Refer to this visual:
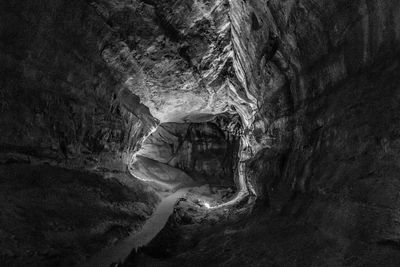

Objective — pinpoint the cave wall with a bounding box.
[232,0,400,245]
[0,0,161,171]
[0,0,161,264]
[137,114,242,185]
[174,121,240,184]
[0,0,253,183]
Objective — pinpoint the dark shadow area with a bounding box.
[0,164,158,267]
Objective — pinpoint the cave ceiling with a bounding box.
[97,0,255,123]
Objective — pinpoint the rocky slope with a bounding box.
[0,164,158,267]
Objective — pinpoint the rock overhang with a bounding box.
[103,0,257,127]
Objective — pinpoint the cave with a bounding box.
[1,0,400,266]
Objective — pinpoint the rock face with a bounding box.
[135,113,241,186]
[130,156,194,190]
[0,1,160,265]
[0,0,249,171]
[0,0,157,171]
[119,0,255,123]
[237,0,400,246]
[214,0,400,265]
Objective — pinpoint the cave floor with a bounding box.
[125,209,400,267]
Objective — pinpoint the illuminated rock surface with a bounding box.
[134,113,241,187]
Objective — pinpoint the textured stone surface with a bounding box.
[0,1,160,265]
[136,113,241,186]
[120,0,255,123]
[0,0,249,172]
[130,155,194,190]
[128,0,400,266]
[0,0,152,171]
[239,0,400,245]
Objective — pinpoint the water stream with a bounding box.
[82,114,253,266]
[81,188,189,267]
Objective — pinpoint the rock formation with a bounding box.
[133,113,241,187]
[2,0,400,266]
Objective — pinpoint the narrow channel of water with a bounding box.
[81,188,189,267]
